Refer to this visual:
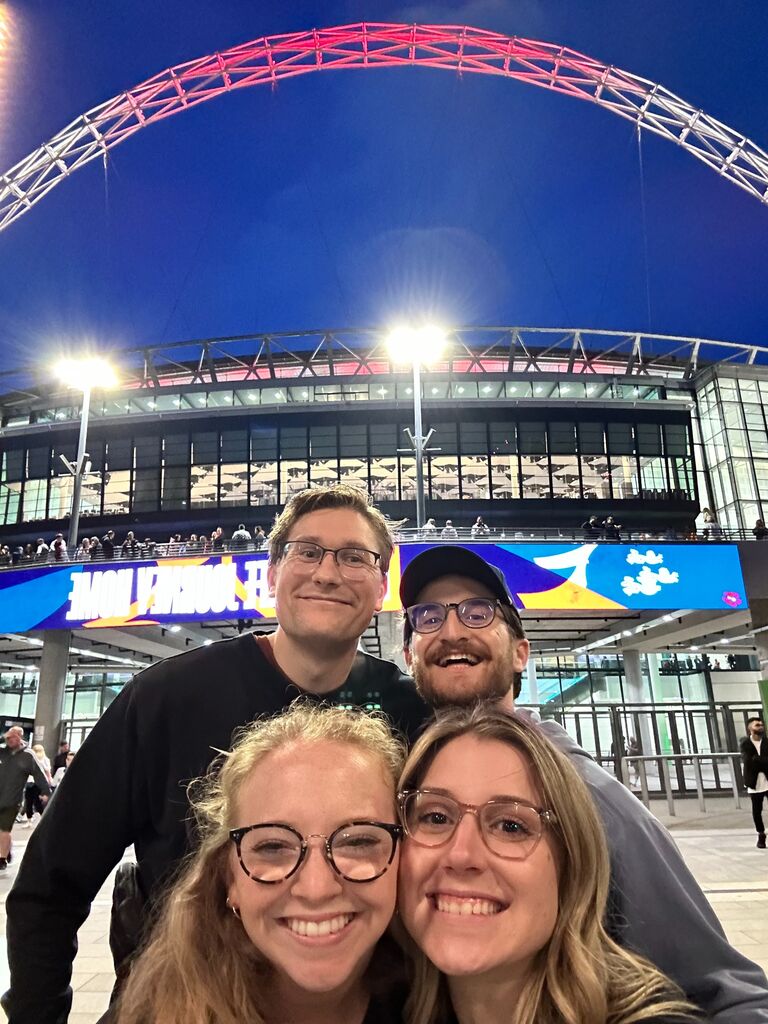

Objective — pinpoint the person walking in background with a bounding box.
[51,740,70,773]
[0,728,51,869]
[23,745,51,827]
[701,509,723,540]
[740,717,768,849]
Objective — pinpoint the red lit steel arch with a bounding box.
[2,22,768,232]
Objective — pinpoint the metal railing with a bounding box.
[620,752,744,815]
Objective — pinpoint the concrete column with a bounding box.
[35,630,70,759]
[525,656,539,705]
[622,648,645,701]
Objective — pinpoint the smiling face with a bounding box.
[398,734,559,989]
[405,575,529,708]
[227,739,398,999]
[268,507,387,651]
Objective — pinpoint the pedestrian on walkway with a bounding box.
[740,716,768,848]
[0,728,51,869]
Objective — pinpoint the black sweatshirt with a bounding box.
[5,634,430,1024]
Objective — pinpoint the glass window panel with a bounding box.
[342,382,369,401]
[491,451,519,499]
[0,691,21,717]
[722,402,745,431]
[339,458,368,490]
[370,425,397,456]
[207,391,235,409]
[518,422,547,454]
[370,457,398,502]
[163,433,190,466]
[532,382,555,399]
[134,437,160,468]
[550,455,581,497]
[754,460,768,499]
[399,456,416,502]
[580,456,610,500]
[250,462,278,506]
[2,449,25,482]
[520,455,550,497]
[549,422,576,454]
[559,382,586,399]
[739,378,760,403]
[607,423,635,455]
[609,455,639,499]
[22,479,48,521]
[153,393,181,412]
[669,458,694,500]
[48,476,76,519]
[717,378,738,400]
[578,422,606,455]
[640,456,668,497]
[51,441,76,476]
[221,430,249,462]
[132,467,160,512]
[459,422,487,455]
[279,427,307,459]
[106,439,132,471]
[27,446,50,478]
[192,431,219,463]
[162,465,190,510]
[309,425,337,459]
[478,382,504,400]
[289,386,313,403]
[369,382,393,401]
[280,460,309,500]
[431,423,457,455]
[309,459,340,486]
[490,422,517,454]
[727,429,750,457]
[663,423,689,456]
[460,455,490,500]
[104,469,131,515]
[424,380,449,400]
[72,690,102,719]
[339,428,367,458]
[505,381,532,399]
[452,381,478,400]
[732,458,756,500]
[20,690,38,718]
[429,455,459,500]
[261,386,288,405]
[190,465,218,509]
[219,463,248,507]
[251,426,278,461]
[0,482,21,525]
[636,423,662,455]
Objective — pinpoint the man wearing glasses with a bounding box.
[5,485,428,1024]
[399,545,768,1022]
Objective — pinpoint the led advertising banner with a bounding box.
[0,541,748,633]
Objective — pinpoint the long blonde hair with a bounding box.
[114,702,406,1024]
[398,705,698,1024]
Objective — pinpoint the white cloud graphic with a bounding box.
[621,565,680,597]
[626,548,664,566]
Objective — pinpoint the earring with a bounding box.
[226,899,241,920]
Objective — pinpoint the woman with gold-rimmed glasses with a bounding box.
[397,705,698,1024]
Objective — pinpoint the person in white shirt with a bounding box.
[740,717,768,848]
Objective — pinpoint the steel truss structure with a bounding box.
[0,325,765,410]
[2,23,768,233]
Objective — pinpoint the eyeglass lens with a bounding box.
[401,791,546,858]
[237,823,395,882]
[283,541,379,575]
[408,598,497,634]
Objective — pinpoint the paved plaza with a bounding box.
[0,812,765,1023]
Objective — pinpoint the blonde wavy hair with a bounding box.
[114,702,406,1024]
[398,704,698,1024]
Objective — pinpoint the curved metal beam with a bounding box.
[1,22,768,233]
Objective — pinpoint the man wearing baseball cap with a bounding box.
[399,545,768,1022]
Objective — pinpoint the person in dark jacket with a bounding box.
[581,514,602,539]
[4,486,429,1024]
[397,545,768,1022]
[0,728,51,870]
[740,717,768,848]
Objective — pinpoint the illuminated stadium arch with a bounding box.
[1,22,768,233]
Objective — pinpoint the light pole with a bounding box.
[386,325,446,529]
[54,358,117,551]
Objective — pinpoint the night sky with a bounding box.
[1,0,767,371]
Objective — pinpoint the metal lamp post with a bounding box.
[55,358,117,551]
[386,326,447,529]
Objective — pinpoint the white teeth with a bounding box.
[439,654,480,667]
[285,914,353,937]
[434,896,501,916]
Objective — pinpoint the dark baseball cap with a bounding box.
[399,545,517,611]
